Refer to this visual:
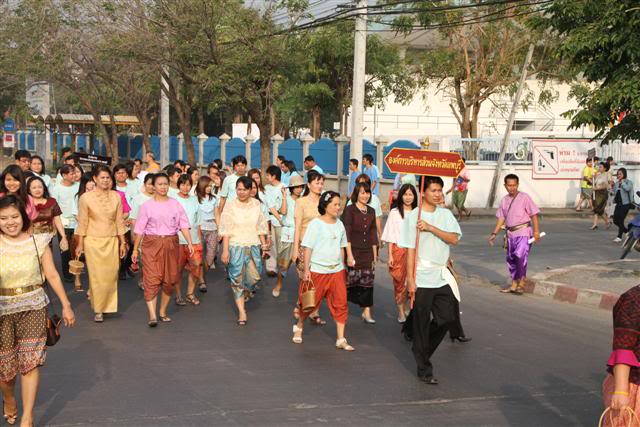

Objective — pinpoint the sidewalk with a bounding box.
[523,259,639,310]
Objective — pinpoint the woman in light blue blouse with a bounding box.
[174,174,203,306]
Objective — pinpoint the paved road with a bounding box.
[30,217,624,426]
[452,216,638,285]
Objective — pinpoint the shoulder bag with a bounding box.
[32,236,62,346]
[502,193,519,250]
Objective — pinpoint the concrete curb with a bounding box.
[526,260,639,311]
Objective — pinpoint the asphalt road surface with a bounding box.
[452,217,638,285]
[31,217,628,426]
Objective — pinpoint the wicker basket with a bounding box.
[69,259,85,275]
[300,279,316,312]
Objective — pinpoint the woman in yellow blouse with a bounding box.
[219,176,269,326]
[0,195,75,427]
[75,166,127,323]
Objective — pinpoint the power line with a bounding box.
[371,0,553,30]
[285,0,544,33]
[222,0,554,45]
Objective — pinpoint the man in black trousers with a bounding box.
[399,176,462,385]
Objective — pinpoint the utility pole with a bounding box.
[486,43,535,208]
[160,72,170,167]
[349,0,367,161]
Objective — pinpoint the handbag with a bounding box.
[502,193,519,251]
[300,279,317,312]
[32,236,62,346]
[598,406,640,427]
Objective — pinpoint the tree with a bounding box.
[276,20,416,137]
[542,0,640,143]
[4,0,136,162]
[381,0,557,157]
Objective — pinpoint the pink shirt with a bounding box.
[0,193,37,220]
[496,191,540,237]
[134,198,190,236]
[116,190,131,214]
[455,169,470,192]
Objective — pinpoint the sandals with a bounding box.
[94,313,104,323]
[148,318,158,328]
[185,294,201,306]
[175,296,187,306]
[272,287,281,298]
[308,315,327,326]
[499,287,517,294]
[159,315,172,323]
[3,399,17,425]
[237,319,247,326]
[74,286,84,293]
[335,338,355,351]
[292,325,303,344]
[293,307,300,320]
[198,282,207,293]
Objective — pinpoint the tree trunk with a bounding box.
[198,106,205,135]
[311,107,321,139]
[174,99,195,165]
[270,106,276,136]
[258,122,271,174]
[110,120,119,164]
[470,101,481,138]
[180,112,195,165]
[137,110,153,156]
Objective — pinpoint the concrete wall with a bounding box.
[323,164,640,209]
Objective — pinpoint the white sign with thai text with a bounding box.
[531,138,595,180]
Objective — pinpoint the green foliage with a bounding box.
[379,0,558,139]
[543,0,640,143]
[276,20,415,135]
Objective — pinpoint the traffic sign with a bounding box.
[383,148,465,177]
[2,118,15,133]
[2,133,15,148]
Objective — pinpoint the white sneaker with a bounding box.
[613,237,623,243]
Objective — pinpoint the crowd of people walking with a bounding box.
[0,146,637,425]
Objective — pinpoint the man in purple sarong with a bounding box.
[488,174,541,294]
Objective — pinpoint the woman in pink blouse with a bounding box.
[0,165,37,221]
[132,173,193,327]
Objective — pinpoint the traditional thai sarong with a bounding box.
[0,308,47,382]
[177,243,203,280]
[593,189,608,216]
[227,245,263,300]
[298,271,348,324]
[202,230,218,267]
[506,236,531,281]
[452,189,468,210]
[496,192,539,282]
[389,244,408,305]
[602,375,640,426]
[266,226,282,273]
[141,235,179,301]
[295,245,306,277]
[84,236,119,313]
[277,241,293,277]
[347,267,375,307]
